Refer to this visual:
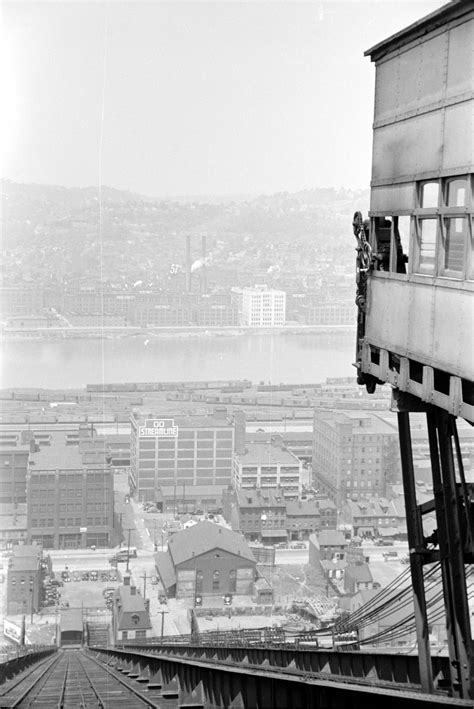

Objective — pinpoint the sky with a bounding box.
[2,0,447,198]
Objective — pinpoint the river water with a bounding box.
[0,331,356,390]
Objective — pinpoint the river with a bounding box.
[0,331,356,390]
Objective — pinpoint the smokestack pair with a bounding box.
[185,234,207,293]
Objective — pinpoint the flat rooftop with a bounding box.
[236,442,300,466]
[132,413,233,428]
[30,433,108,471]
[30,444,83,470]
[315,410,398,436]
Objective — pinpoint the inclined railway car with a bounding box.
[59,608,84,647]
[354,0,473,423]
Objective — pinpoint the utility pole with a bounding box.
[160,610,167,641]
[125,528,132,572]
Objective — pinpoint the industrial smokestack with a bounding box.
[201,233,207,292]
[185,234,192,293]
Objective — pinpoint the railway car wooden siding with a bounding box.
[358,0,473,422]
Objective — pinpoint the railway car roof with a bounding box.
[365,0,471,61]
[59,608,83,632]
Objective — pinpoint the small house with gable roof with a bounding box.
[113,575,152,643]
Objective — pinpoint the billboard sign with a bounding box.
[3,618,23,644]
[139,419,178,438]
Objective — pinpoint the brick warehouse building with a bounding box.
[6,544,45,616]
[27,435,114,549]
[154,521,256,600]
[223,487,288,543]
[130,408,245,503]
[312,410,400,507]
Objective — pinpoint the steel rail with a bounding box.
[0,654,58,697]
[72,666,88,709]
[3,653,62,707]
[57,653,70,709]
[70,654,107,709]
[76,651,159,708]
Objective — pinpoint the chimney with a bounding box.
[29,439,37,454]
[130,585,136,596]
[21,430,34,445]
[185,234,192,292]
[271,434,283,448]
[201,233,207,292]
[123,575,131,586]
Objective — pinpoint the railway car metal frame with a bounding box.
[355,0,474,701]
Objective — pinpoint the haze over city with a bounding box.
[4,0,446,197]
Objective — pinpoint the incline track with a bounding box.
[0,649,170,708]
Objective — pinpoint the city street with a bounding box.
[275,548,309,565]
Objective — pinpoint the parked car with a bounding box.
[82,572,90,581]
[375,539,394,546]
[383,551,399,561]
[275,542,288,549]
[90,570,98,581]
[291,542,306,549]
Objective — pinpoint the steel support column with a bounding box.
[427,409,460,695]
[433,409,473,699]
[397,411,433,693]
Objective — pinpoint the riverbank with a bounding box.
[1,324,356,341]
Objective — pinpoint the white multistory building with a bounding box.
[232,285,286,327]
[232,439,302,499]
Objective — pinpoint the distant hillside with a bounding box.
[1,179,370,253]
[2,179,369,210]
[1,179,370,294]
